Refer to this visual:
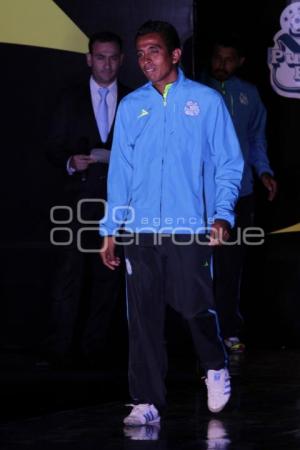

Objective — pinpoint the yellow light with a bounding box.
[0,0,88,53]
[271,223,300,234]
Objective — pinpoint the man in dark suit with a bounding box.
[46,31,131,367]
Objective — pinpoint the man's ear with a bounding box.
[172,48,182,65]
[86,53,92,67]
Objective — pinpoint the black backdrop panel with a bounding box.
[53,0,194,87]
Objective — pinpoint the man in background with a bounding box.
[201,34,277,353]
[46,31,130,367]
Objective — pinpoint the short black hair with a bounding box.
[135,20,181,53]
[88,31,123,53]
[212,33,246,57]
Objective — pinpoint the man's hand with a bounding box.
[90,148,111,163]
[209,219,230,246]
[69,154,95,172]
[100,236,121,270]
[260,173,278,201]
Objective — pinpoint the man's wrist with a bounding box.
[213,218,231,228]
[260,171,272,177]
[260,171,274,180]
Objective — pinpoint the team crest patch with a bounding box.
[184,100,200,116]
[239,92,249,105]
[268,1,300,98]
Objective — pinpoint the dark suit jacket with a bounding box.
[46,80,131,210]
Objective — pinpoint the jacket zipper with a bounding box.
[160,83,173,228]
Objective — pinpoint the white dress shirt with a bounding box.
[90,76,118,132]
[67,77,118,174]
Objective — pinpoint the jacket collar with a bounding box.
[146,67,186,93]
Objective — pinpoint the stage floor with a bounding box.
[0,349,299,449]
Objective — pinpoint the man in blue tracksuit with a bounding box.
[200,34,278,352]
[100,21,244,426]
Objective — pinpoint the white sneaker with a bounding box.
[205,368,231,413]
[123,403,160,426]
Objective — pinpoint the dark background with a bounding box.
[0,0,299,355]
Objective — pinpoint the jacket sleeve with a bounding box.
[248,87,274,177]
[99,100,133,236]
[209,97,244,227]
[45,92,74,169]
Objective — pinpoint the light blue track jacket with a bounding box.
[100,69,244,236]
[201,74,274,197]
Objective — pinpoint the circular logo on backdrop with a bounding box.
[268,1,300,98]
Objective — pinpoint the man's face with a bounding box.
[136,32,181,92]
[87,41,123,87]
[211,45,244,82]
